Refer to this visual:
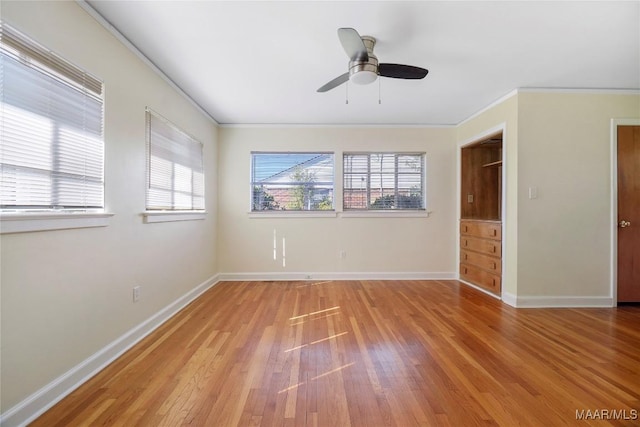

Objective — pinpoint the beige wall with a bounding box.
[0,1,218,411]
[218,127,457,276]
[457,91,640,300]
[516,92,640,297]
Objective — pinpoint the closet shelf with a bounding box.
[482,160,503,168]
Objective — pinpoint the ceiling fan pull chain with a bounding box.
[346,81,349,104]
[378,78,381,104]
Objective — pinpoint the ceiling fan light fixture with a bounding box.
[349,58,378,85]
[350,70,378,85]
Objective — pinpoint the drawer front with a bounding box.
[460,236,502,257]
[460,249,502,274]
[460,221,501,240]
[460,263,501,293]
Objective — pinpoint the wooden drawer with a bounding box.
[460,220,501,240]
[460,236,502,257]
[460,263,501,293]
[460,249,502,274]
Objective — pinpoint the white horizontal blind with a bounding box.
[251,152,334,211]
[0,21,104,210]
[343,152,425,210]
[146,109,204,210]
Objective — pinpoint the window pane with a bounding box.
[146,109,205,211]
[251,152,334,211]
[0,22,104,210]
[343,152,425,210]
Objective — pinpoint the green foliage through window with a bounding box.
[251,153,334,211]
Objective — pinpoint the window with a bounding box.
[0,21,104,211]
[343,152,425,210]
[251,152,334,211]
[146,109,205,211]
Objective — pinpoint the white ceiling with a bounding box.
[85,1,639,126]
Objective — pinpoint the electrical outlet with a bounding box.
[133,286,141,303]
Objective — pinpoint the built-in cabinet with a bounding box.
[460,133,503,295]
[460,220,502,293]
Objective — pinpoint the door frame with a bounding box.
[456,122,507,301]
[610,118,640,306]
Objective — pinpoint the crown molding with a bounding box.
[76,0,219,126]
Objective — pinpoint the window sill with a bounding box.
[143,211,206,223]
[339,210,432,218]
[0,211,114,234]
[247,210,432,219]
[248,211,337,218]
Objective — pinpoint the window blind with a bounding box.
[343,152,425,210]
[146,109,205,211]
[0,21,104,210]
[251,152,334,211]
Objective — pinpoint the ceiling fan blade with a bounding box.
[317,72,350,93]
[338,28,368,62]
[379,63,429,79]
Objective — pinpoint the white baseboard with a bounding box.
[0,274,220,427]
[502,293,614,308]
[501,291,517,307]
[457,279,502,300]
[217,271,456,282]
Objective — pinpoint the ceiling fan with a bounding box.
[317,27,429,93]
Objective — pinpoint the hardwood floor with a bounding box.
[32,280,640,426]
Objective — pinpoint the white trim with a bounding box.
[610,118,640,307]
[501,292,517,307]
[457,123,506,148]
[143,211,206,223]
[506,295,614,308]
[76,1,218,126]
[0,212,114,234]
[457,90,518,127]
[518,88,640,96]
[217,272,456,282]
[248,211,337,219]
[0,274,220,427]
[499,124,509,301]
[219,123,455,129]
[457,88,640,128]
[339,210,432,219]
[458,279,502,300]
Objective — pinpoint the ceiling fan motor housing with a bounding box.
[349,36,378,85]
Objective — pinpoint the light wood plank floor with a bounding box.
[32,280,640,426]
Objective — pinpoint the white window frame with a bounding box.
[250,152,336,216]
[342,152,427,214]
[0,21,111,234]
[143,108,206,223]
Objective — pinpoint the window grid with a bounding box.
[0,21,104,211]
[251,152,334,212]
[343,152,425,210]
[145,109,205,211]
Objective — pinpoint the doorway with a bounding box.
[458,126,505,298]
[614,122,640,303]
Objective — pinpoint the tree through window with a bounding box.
[251,152,334,211]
